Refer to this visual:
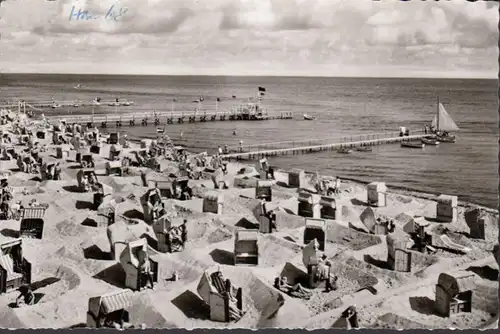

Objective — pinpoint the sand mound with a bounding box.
[55,246,84,263]
[30,261,83,302]
[258,235,302,267]
[129,294,177,328]
[473,282,499,314]
[56,213,98,237]
[343,256,411,287]
[154,258,206,291]
[275,210,305,231]
[327,223,381,251]
[221,267,311,328]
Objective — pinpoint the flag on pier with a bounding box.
[258,86,266,92]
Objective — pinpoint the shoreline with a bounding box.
[132,133,498,213]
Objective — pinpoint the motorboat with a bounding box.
[338,148,353,154]
[421,137,439,145]
[120,100,134,106]
[401,142,425,149]
[303,114,315,120]
[51,103,61,109]
[108,98,121,107]
[435,133,456,143]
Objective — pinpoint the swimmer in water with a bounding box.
[233,130,236,135]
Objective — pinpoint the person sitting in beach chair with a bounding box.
[274,276,312,300]
[81,175,90,192]
[260,197,277,231]
[137,248,155,290]
[388,220,395,233]
[16,285,35,308]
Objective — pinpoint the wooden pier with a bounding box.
[45,110,293,128]
[221,132,429,160]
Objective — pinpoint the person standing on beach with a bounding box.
[239,140,243,152]
[137,249,154,289]
[335,176,341,194]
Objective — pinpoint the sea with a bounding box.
[0,74,498,209]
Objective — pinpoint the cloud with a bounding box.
[0,0,497,77]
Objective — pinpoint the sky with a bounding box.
[0,0,498,78]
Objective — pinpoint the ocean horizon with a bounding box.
[1,74,498,209]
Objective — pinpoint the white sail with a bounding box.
[431,115,437,129]
[437,103,459,132]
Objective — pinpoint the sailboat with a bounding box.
[431,98,459,143]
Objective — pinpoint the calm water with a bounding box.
[0,74,498,208]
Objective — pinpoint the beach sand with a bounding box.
[0,121,497,329]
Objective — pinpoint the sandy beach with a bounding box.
[0,111,497,329]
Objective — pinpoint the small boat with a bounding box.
[356,146,372,152]
[156,128,164,134]
[401,142,425,149]
[109,98,121,106]
[303,114,315,120]
[435,134,455,143]
[51,103,61,109]
[421,138,439,145]
[92,97,101,106]
[338,148,353,154]
[74,84,84,89]
[120,100,134,106]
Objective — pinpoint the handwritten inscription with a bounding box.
[69,3,128,21]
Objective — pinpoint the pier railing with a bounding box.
[227,130,425,153]
[221,131,429,160]
[44,110,293,125]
